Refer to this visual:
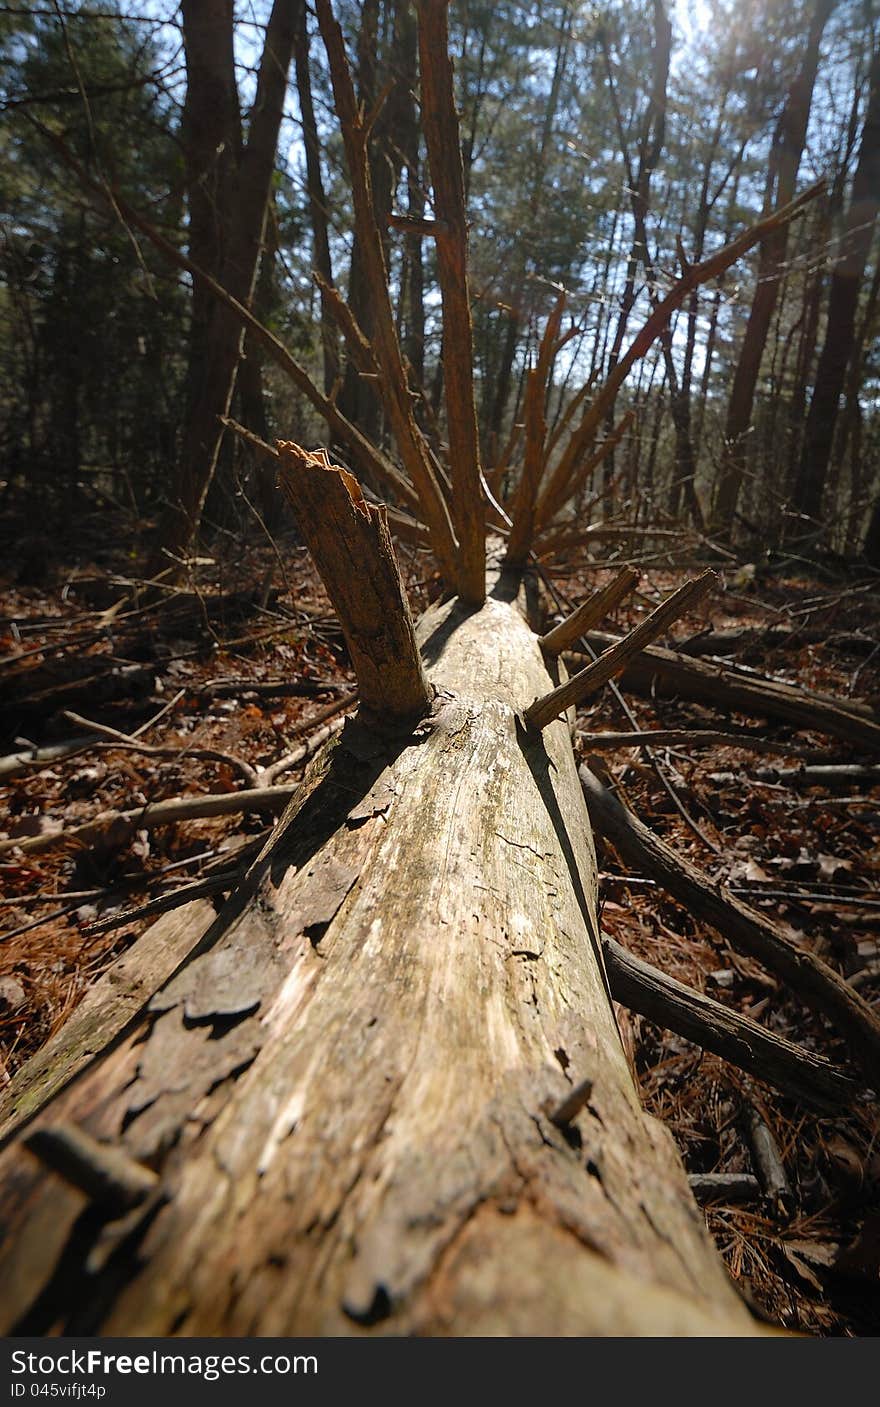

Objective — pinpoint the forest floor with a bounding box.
[1,510,878,1337]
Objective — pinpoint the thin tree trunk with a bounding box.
[294,0,339,395]
[712,0,834,534]
[793,49,880,524]
[154,0,296,567]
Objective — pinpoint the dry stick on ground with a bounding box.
[741,1102,794,1220]
[601,937,857,1112]
[688,1173,761,1205]
[751,763,880,788]
[85,834,272,938]
[579,729,834,760]
[526,569,715,730]
[0,737,98,781]
[258,712,351,783]
[0,715,348,864]
[0,787,296,861]
[62,710,259,788]
[677,625,880,658]
[580,765,880,1088]
[539,565,639,656]
[84,872,245,938]
[569,632,880,752]
[275,446,432,726]
[197,675,350,701]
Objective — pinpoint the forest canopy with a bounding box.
[1,0,878,563]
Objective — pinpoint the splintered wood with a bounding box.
[276,443,431,726]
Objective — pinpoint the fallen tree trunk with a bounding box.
[0,570,756,1336]
[677,625,879,659]
[602,936,857,1112]
[581,766,880,1087]
[569,631,880,751]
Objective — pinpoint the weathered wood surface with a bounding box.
[0,582,755,1336]
[275,444,431,724]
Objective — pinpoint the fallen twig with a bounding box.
[62,709,259,788]
[741,1100,794,1220]
[579,729,832,760]
[688,1173,761,1204]
[569,631,880,751]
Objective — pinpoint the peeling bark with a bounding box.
[0,574,755,1336]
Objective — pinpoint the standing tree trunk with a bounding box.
[153,0,296,569]
[793,48,880,526]
[294,0,339,396]
[712,0,834,535]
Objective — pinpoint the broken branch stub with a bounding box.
[276,444,432,727]
[526,569,715,730]
[539,565,639,657]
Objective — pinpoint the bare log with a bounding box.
[581,765,880,1087]
[526,570,714,730]
[539,566,639,656]
[602,937,857,1112]
[0,577,757,1337]
[570,631,880,751]
[276,444,431,726]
